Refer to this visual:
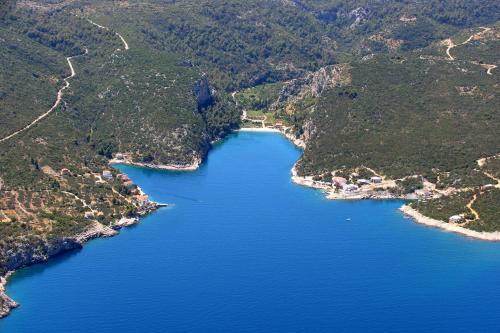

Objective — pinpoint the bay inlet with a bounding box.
[2,132,500,332]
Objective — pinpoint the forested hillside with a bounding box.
[275,24,499,231]
[0,0,499,315]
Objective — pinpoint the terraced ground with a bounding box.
[0,0,499,314]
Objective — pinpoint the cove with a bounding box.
[2,132,500,332]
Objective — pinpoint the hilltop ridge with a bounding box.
[0,0,499,317]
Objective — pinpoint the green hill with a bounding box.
[0,1,499,313]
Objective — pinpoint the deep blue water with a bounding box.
[2,132,500,332]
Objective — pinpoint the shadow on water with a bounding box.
[7,132,500,333]
[7,248,83,288]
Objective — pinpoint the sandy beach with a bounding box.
[110,156,201,171]
[292,166,500,241]
[290,166,331,190]
[400,205,500,241]
[237,127,281,133]
[238,126,306,149]
[290,150,499,241]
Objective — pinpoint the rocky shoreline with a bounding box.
[0,272,18,319]
[1,128,496,319]
[239,127,406,202]
[0,198,166,319]
[284,136,500,241]
[238,126,306,149]
[292,166,500,241]
[291,165,413,200]
[400,205,500,241]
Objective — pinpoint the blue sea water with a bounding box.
[2,132,500,333]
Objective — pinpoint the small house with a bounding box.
[415,189,432,199]
[333,177,348,188]
[123,180,134,188]
[400,15,417,23]
[136,195,150,207]
[343,184,359,192]
[118,174,132,183]
[115,153,124,160]
[370,176,382,184]
[102,170,113,180]
[444,187,456,196]
[356,179,370,186]
[84,211,94,219]
[61,168,72,177]
[449,215,464,224]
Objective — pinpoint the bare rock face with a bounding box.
[276,77,308,104]
[0,236,82,274]
[0,291,18,319]
[275,64,352,106]
[0,222,119,318]
[0,222,117,276]
[310,64,352,97]
[193,74,213,110]
[0,272,18,318]
[73,222,118,244]
[301,119,316,143]
[346,7,369,29]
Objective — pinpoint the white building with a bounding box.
[357,179,370,186]
[415,189,432,199]
[343,184,359,192]
[449,215,464,224]
[370,176,382,183]
[102,170,113,180]
[333,177,348,188]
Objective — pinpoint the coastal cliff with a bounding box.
[0,273,18,319]
[193,74,214,111]
[0,0,499,322]
[0,201,164,318]
[0,222,116,282]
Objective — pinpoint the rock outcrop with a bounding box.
[275,64,352,107]
[193,74,213,110]
[0,222,117,274]
[0,221,118,318]
[73,222,117,244]
[0,273,18,319]
[346,7,369,29]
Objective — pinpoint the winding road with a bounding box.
[462,155,500,222]
[0,18,130,144]
[85,18,130,50]
[0,50,87,144]
[232,91,267,128]
[485,64,497,75]
[466,193,480,221]
[444,26,496,75]
[445,27,490,61]
[62,190,96,214]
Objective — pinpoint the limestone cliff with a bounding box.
[193,74,214,111]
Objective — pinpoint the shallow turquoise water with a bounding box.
[2,132,500,332]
